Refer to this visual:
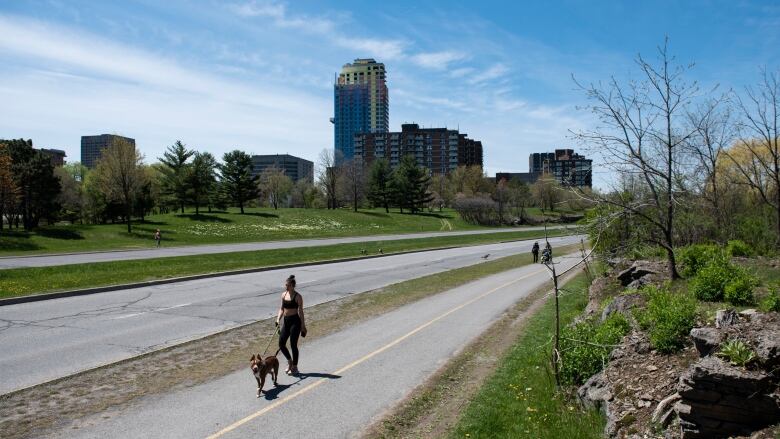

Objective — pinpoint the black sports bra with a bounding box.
[282,292,298,309]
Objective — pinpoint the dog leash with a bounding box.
[260,325,280,357]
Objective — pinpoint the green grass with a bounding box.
[0,228,572,298]
[0,207,483,256]
[451,273,605,439]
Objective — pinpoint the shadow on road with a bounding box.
[261,372,341,400]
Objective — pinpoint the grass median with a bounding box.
[0,229,574,299]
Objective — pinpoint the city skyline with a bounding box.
[1,1,779,184]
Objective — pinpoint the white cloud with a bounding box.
[410,51,467,70]
[0,14,331,163]
[468,63,509,84]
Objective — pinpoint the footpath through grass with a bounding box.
[450,273,604,439]
[0,207,481,256]
[0,229,572,299]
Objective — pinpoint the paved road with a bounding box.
[40,253,583,439]
[0,226,570,269]
[0,235,580,395]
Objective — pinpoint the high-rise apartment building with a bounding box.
[527,149,592,187]
[81,134,135,168]
[354,123,483,175]
[333,58,389,163]
[250,154,314,182]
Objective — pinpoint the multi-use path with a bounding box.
[0,235,580,395]
[41,252,584,439]
[0,226,567,269]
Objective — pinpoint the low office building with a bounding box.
[38,148,66,167]
[251,154,314,182]
[81,134,136,168]
[497,149,592,188]
[354,123,483,175]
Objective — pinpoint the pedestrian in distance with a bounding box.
[276,274,307,376]
[154,229,161,248]
[532,241,540,263]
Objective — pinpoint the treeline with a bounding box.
[578,42,780,276]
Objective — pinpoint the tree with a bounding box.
[318,148,341,209]
[531,175,561,211]
[573,41,700,279]
[392,155,434,213]
[187,152,217,214]
[291,178,319,208]
[726,69,780,247]
[3,139,61,230]
[220,150,259,214]
[259,166,293,209]
[0,143,18,231]
[367,158,394,213]
[507,178,532,223]
[93,137,145,233]
[159,140,194,214]
[339,159,367,212]
[55,166,83,224]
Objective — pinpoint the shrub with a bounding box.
[559,313,630,385]
[689,257,735,302]
[717,339,756,367]
[759,286,780,312]
[677,244,721,277]
[637,286,697,354]
[726,240,753,257]
[723,271,758,306]
[453,196,500,226]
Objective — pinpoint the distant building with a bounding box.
[497,149,592,188]
[38,148,66,167]
[251,154,314,182]
[81,134,136,168]
[333,58,389,163]
[354,123,483,175]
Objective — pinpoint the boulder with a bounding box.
[616,260,665,287]
[578,372,612,412]
[689,327,723,357]
[601,294,644,322]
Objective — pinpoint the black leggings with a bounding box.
[279,314,301,366]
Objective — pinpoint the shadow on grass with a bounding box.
[406,212,452,219]
[176,213,233,223]
[239,212,279,218]
[34,228,85,240]
[0,235,42,252]
[357,211,391,218]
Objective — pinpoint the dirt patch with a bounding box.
[0,248,580,439]
[359,269,586,439]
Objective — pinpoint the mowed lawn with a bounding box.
[0,207,483,256]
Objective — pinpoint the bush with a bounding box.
[677,244,721,277]
[690,257,734,301]
[723,271,758,306]
[726,240,754,257]
[453,196,500,226]
[559,313,630,385]
[759,286,780,312]
[637,286,697,354]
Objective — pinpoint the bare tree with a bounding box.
[94,137,145,233]
[317,148,341,210]
[726,69,780,247]
[339,158,367,212]
[685,95,735,234]
[574,40,701,279]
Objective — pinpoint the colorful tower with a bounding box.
[333,58,389,163]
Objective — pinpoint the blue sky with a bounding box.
[1,0,778,181]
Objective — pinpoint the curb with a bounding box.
[0,246,461,306]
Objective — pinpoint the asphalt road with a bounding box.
[41,253,584,439]
[0,235,581,395]
[0,226,570,269]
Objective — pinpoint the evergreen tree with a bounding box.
[158,140,194,214]
[367,158,393,213]
[219,150,259,214]
[392,155,433,214]
[3,139,61,229]
[187,152,217,214]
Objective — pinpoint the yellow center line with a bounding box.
[206,268,546,439]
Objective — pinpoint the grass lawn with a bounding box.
[0,207,484,256]
[0,228,574,298]
[451,273,605,439]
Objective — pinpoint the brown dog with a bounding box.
[250,353,279,397]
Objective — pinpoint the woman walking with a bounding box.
[276,275,307,375]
